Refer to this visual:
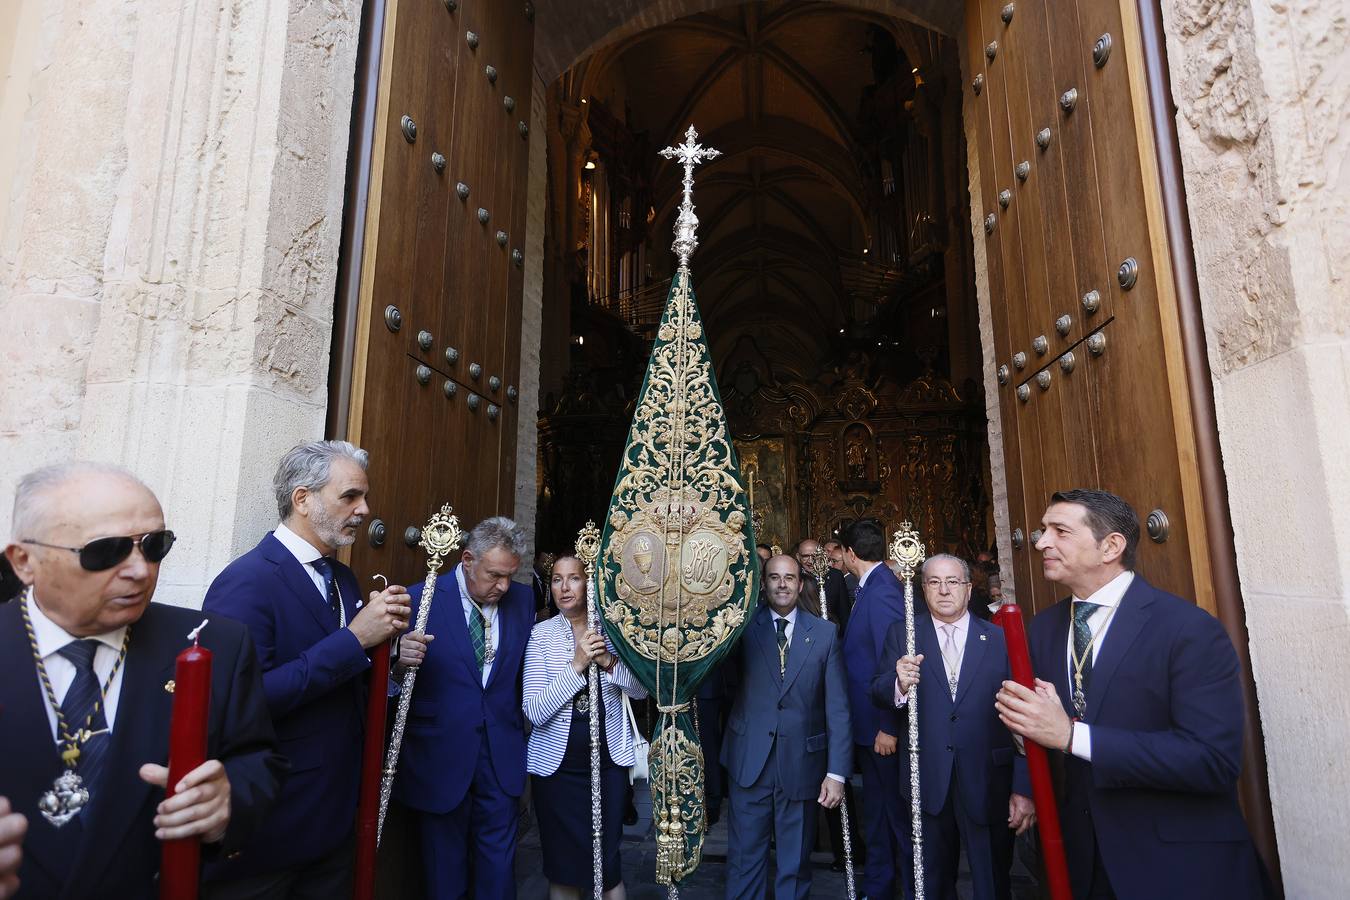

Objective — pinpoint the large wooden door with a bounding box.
[345,0,535,581]
[963,0,1213,614]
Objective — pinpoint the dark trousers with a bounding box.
[725,753,818,900]
[859,745,911,899]
[203,835,353,900]
[922,766,1012,900]
[419,739,518,900]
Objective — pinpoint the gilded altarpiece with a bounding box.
[733,438,793,551]
[722,362,989,559]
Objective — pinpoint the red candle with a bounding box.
[352,639,392,900]
[161,628,212,900]
[992,600,1072,900]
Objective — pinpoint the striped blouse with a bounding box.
[522,613,648,776]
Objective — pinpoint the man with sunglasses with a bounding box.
[203,440,413,899]
[0,462,283,898]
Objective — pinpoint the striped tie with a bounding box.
[58,640,111,797]
[469,605,486,676]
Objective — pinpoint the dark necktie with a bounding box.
[469,605,487,676]
[309,557,342,626]
[1072,601,1101,700]
[775,617,789,676]
[58,640,111,795]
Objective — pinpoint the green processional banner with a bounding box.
[599,267,758,885]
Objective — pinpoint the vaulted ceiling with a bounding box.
[573,2,940,375]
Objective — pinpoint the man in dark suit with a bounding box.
[1,462,282,899]
[722,554,852,900]
[996,489,1268,899]
[872,554,1034,900]
[840,519,911,900]
[395,517,535,899]
[796,538,852,631]
[203,441,411,898]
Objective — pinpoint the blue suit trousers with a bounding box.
[419,739,518,900]
[725,749,818,900]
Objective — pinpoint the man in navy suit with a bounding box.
[722,554,852,900]
[1,462,282,898]
[871,554,1034,900]
[394,516,534,900]
[841,519,910,899]
[203,441,412,898]
[997,489,1268,899]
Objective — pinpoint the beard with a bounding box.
[310,497,361,548]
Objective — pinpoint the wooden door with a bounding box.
[345,0,535,582]
[964,0,1214,614]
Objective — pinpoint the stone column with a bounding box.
[0,0,361,606]
[1160,0,1350,892]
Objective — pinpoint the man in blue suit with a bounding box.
[2,462,282,898]
[395,516,534,900]
[841,518,910,899]
[871,554,1034,900]
[203,441,412,898]
[722,554,852,900]
[997,489,1268,899]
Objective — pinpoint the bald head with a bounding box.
[6,463,166,636]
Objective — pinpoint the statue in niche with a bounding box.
[838,422,879,491]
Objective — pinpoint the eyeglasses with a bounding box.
[923,578,970,590]
[22,530,177,572]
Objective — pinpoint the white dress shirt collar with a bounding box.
[28,591,127,659]
[1072,569,1134,609]
[856,560,883,590]
[273,521,326,565]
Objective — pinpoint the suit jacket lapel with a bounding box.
[919,618,950,704]
[0,601,67,888]
[436,572,483,689]
[68,618,171,893]
[953,618,988,708]
[1085,577,1153,723]
[779,613,814,696]
[262,536,334,635]
[752,607,779,683]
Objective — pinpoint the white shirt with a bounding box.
[894,611,971,705]
[457,563,500,687]
[27,593,128,742]
[1066,570,1135,761]
[273,522,329,599]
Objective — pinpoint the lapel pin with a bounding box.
[164,679,176,693]
[979,634,987,641]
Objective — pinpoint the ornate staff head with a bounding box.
[575,520,601,576]
[810,544,830,581]
[659,125,720,271]
[889,521,927,580]
[419,504,464,574]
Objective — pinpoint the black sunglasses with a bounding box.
[22,529,177,572]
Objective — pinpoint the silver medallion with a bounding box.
[948,674,959,700]
[484,645,496,664]
[1073,687,1087,719]
[38,769,89,827]
[574,692,590,716]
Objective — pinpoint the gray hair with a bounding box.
[466,516,528,559]
[920,553,971,582]
[273,441,369,520]
[12,462,149,540]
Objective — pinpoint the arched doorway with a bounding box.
[331,0,1277,888]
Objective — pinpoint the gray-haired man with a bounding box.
[392,516,533,900]
[203,440,412,899]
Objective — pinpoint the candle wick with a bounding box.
[187,618,209,645]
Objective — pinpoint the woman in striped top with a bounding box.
[523,555,646,900]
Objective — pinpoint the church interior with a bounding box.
[532,3,992,561]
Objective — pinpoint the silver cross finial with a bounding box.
[659,125,720,270]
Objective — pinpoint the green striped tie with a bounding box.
[469,605,486,675]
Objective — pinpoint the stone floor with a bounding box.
[515,779,1041,899]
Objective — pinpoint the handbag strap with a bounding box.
[622,692,642,738]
